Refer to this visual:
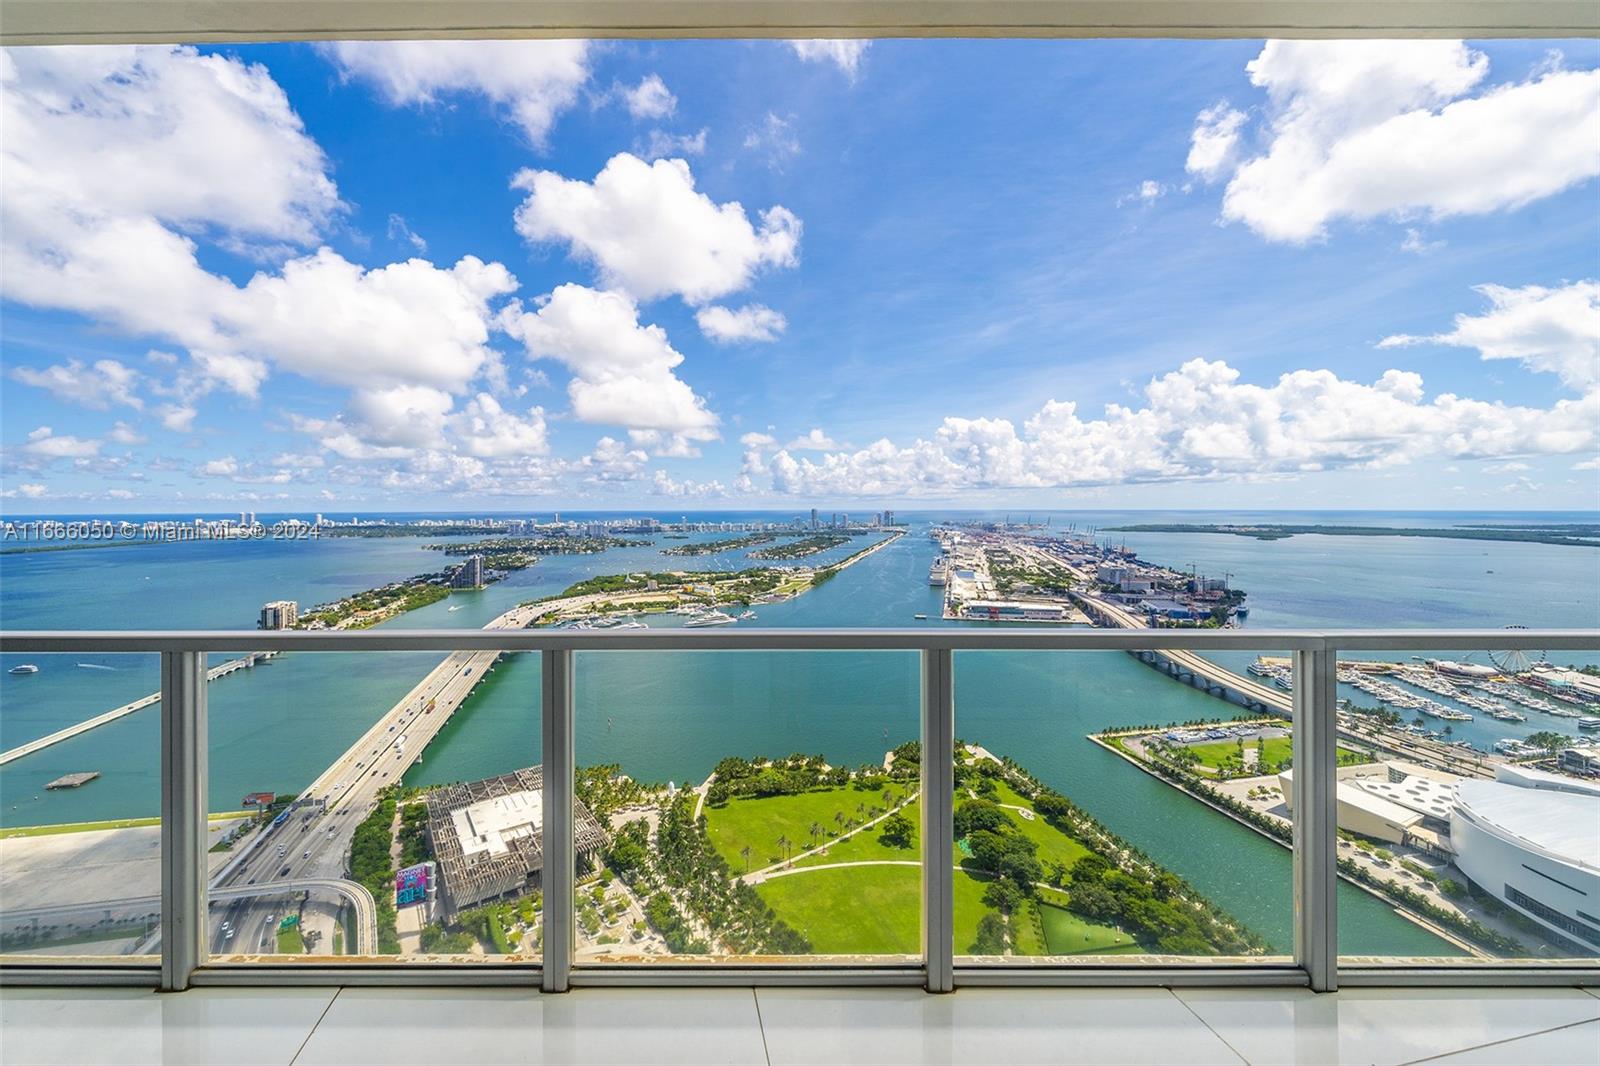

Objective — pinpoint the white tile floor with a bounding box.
[1,985,1597,1065]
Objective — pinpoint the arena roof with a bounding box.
[1455,780,1600,872]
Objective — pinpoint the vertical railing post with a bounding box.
[1292,646,1338,992]
[160,650,207,992]
[921,646,955,993]
[541,648,575,993]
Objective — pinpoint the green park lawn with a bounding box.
[1185,735,1292,770]
[754,862,995,956]
[711,769,1143,959]
[793,796,921,868]
[1036,898,1140,955]
[702,785,915,873]
[1184,736,1369,773]
[993,804,1093,873]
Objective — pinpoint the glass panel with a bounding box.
[1335,647,1600,965]
[574,649,921,964]
[0,652,161,963]
[954,647,1293,963]
[208,647,540,962]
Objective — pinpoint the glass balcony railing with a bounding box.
[0,653,161,966]
[0,628,1594,990]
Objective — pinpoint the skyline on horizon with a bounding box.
[2,38,1597,515]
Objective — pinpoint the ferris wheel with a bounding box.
[1487,625,1546,675]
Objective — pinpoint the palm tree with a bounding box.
[776,834,792,862]
[740,844,752,873]
[834,811,845,832]
[883,789,893,808]
[808,821,823,848]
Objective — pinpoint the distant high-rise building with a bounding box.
[453,554,485,589]
[314,513,325,527]
[884,509,895,527]
[259,600,298,629]
[810,508,819,529]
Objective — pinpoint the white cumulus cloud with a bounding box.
[21,426,102,460]
[1379,280,1600,391]
[788,40,869,78]
[786,428,842,451]
[11,359,143,410]
[621,74,676,119]
[499,284,718,439]
[696,304,788,344]
[512,154,801,304]
[1186,103,1248,182]
[319,40,591,144]
[1195,41,1600,243]
[1,43,525,412]
[759,358,1599,497]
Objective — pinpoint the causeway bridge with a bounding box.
[0,652,277,766]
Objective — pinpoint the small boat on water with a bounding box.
[1485,707,1527,722]
[1247,657,1273,677]
[914,614,927,620]
[614,621,648,630]
[684,611,736,628]
[8,664,38,675]
[448,605,463,612]
[738,610,756,621]
[76,663,114,671]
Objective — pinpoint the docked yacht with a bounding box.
[684,611,737,628]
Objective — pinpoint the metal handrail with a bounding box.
[2,627,1595,652]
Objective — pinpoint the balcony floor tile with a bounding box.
[1409,1019,1600,1065]
[1174,986,1600,1066]
[754,986,1246,1065]
[0,986,335,1066]
[290,987,767,1066]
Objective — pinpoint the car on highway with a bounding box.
[279,865,291,877]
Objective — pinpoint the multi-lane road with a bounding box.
[208,604,544,957]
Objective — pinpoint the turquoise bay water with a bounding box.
[2,510,1597,957]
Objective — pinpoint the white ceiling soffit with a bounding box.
[0,0,1596,45]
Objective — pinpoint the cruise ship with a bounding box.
[929,557,948,586]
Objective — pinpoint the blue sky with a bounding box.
[1,38,1597,512]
